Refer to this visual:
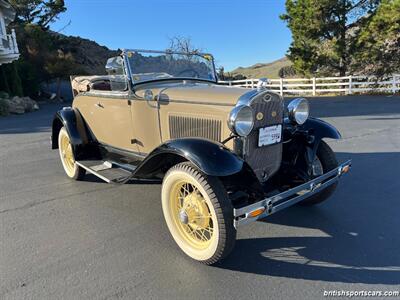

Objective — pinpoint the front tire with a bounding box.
[161,162,236,265]
[300,140,338,206]
[58,127,85,180]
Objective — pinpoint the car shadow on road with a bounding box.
[216,152,400,285]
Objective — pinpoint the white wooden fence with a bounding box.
[219,74,400,96]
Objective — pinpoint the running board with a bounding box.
[76,160,134,183]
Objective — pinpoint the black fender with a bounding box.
[299,117,341,172]
[51,107,90,159]
[133,138,244,178]
[301,117,341,141]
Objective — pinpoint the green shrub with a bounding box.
[0,99,10,116]
[0,91,9,99]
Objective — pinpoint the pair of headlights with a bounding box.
[228,98,310,137]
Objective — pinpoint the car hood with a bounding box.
[135,82,251,106]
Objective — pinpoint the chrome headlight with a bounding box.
[287,98,309,125]
[228,105,254,136]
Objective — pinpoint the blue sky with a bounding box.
[50,0,292,71]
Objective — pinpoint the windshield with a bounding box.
[125,50,217,85]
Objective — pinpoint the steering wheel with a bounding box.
[176,69,200,78]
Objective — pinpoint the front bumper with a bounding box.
[234,160,352,228]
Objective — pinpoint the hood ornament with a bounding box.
[257,78,270,91]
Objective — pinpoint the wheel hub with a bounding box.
[178,210,189,224]
[181,192,210,229]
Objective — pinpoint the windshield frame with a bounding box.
[122,49,218,87]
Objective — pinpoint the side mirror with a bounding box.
[105,56,124,75]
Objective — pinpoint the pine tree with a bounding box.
[352,0,400,76]
[280,0,381,76]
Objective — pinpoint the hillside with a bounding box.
[54,33,120,75]
[230,57,292,79]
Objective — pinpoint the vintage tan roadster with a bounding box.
[52,49,351,264]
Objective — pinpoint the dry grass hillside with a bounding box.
[53,33,120,75]
[229,57,292,79]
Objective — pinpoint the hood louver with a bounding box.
[169,115,222,142]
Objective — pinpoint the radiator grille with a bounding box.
[245,92,284,182]
[169,115,222,142]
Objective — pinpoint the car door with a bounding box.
[93,91,138,151]
[74,89,139,153]
[129,90,162,155]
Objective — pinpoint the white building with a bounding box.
[0,0,19,65]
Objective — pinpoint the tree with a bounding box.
[167,36,203,53]
[352,0,400,76]
[0,62,23,96]
[45,49,82,101]
[281,0,381,76]
[279,65,297,78]
[217,66,225,80]
[13,23,55,96]
[9,0,66,29]
[8,63,23,96]
[3,0,68,97]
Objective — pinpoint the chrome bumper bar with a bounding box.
[233,160,352,228]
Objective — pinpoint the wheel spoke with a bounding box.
[196,214,212,219]
[203,227,213,235]
[177,196,184,208]
[186,225,197,239]
[198,229,208,241]
[183,184,191,196]
[194,230,204,241]
[172,180,215,246]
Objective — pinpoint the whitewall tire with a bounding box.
[161,162,236,264]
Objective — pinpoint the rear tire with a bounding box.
[161,162,236,265]
[300,140,338,206]
[58,127,86,180]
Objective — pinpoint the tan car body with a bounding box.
[73,82,249,155]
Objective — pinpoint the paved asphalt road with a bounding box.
[1,96,400,300]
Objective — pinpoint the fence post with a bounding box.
[348,75,353,95]
[312,77,316,96]
[279,78,283,96]
[392,74,397,94]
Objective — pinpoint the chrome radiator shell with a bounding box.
[243,91,284,182]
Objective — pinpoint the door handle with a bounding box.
[95,102,104,108]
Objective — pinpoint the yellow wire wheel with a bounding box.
[58,127,85,180]
[162,162,236,264]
